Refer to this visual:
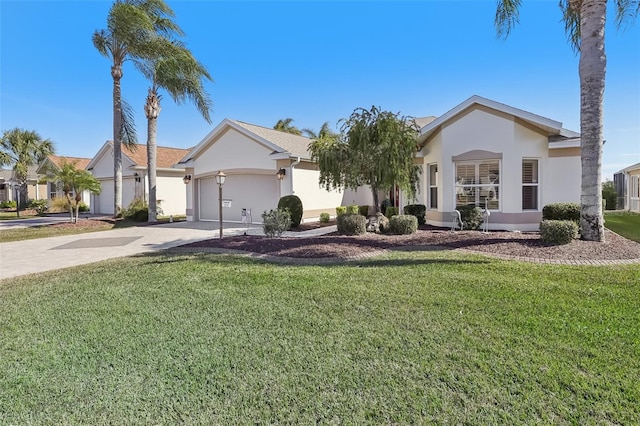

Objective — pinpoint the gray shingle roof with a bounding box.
[231,120,312,158]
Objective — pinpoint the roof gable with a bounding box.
[38,155,91,174]
[87,141,190,171]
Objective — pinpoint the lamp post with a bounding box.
[215,170,226,239]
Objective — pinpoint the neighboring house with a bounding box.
[36,155,92,207]
[614,162,640,212]
[414,95,581,231]
[87,141,189,216]
[0,166,47,204]
[176,119,371,223]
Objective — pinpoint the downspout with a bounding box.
[290,157,301,194]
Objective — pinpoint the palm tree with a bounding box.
[302,122,338,140]
[93,0,182,217]
[47,161,101,223]
[136,39,212,222]
[0,128,54,217]
[273,118,302,135]
[495,0,638,242]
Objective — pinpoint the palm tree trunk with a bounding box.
[145,88,160,222]
[112,64,123,217]
[579,0,606,242]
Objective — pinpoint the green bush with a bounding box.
[0,200,17,209]
[336,206,347,216]
[28,199,48,214]
[403,204,426,225]
[319,212,330,223]
[277,195,303,227]
[602,181,617,210]
[380,199,391,215]
[122,198,148,222]
[346,204,359,215]
[358,205,370,216]
[458,205,483,230]
[542,203,580,223]
[78,202,90,213]
[337,213,366,235]
[389,214,418,235]
[385,206,399,218]
[539,220,578,245]
[262,208,291,237]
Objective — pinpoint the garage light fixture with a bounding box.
[183,174,192,184]
[134,172,141,183]
[276,168,286,180]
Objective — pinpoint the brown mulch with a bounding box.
[180,226,640,262]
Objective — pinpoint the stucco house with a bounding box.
[0,166,47,205]
[614,162,640,212]
[87,141,190,216]
[176,119,371,223]
[36,155,92,207]
[414,95,581,231]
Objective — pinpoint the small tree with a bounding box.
[310,106,420,213]
[47,161,101,223]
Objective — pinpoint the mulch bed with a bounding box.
[181,226,640,262]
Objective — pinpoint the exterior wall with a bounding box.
[418,106,580,231]
[156,174,187,216]
[291,165,345,217]
[195,128,275,175]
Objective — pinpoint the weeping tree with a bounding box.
[136,39,212,222]
[93,0,183,216]
[0,128,54,217]
[309,106,420,213]
[274,118,302,135]
[495,0,639,241]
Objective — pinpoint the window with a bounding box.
[522,159,539,210]
[631,175,640,198]
[428,163,438,209]
[49,182,57,199]
[455,160,500,209]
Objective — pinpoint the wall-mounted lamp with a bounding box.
[183,174,192,184]
[276,168,286,180]
[134,172,141,183]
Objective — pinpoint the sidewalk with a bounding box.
[0,221,336,281]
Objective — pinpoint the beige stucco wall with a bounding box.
[195,128,275,174]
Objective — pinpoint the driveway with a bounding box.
[0,215,80,230]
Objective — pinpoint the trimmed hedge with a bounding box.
[403,204,426,225]
[458,205,483,230]
[385,206,399,218]
[346,204,359,215]
[389,214,418,235]
[336,206,347,216]
[358,205,370,216]
[319,212,330,223]
[539,220,578,245]
[542,203,580,223]
[337,213,367,235]
[278,195,303,227]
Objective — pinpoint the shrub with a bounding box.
[346,204,359,215]
[403,204,426,225]
[0,200,17,209]
[458,205,483,230]
[389,214,418,235]
[380,199,391,215]
[319,212,330,223]
[336,206,347,216]
[78,202,90,213]
[337,213,366,235]
[366,212,389,234]
[542,203,580,223]
[602,181,617,210]
[122,198,148,222]
[358,205,370,216]
[539,220,578,245]
[262,208,291,237]
[28,199,48,214]
[385,206,399,218]
[277,195,303,227]
[48,197,70,213]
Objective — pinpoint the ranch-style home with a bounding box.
[415,95,581,231]
[87,141,189,216]
[614,162,640,212]
[0,166,47,204]
[176,119,371,223]
[36,155,92,207]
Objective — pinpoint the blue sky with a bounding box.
[1,0,638,179]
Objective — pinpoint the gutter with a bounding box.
[290,157,301,194]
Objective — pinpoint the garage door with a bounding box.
[198,174,279,222]
[94,180,114,215]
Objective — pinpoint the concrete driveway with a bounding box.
[0,215,80,230]
[0,221,264,281]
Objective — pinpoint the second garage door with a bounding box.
[198,174,279,222]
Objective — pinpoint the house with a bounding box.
[414,95,582,231]
[0,165,47,205]
[614,162,640,212]
[86,141,190,216]
[36,155,92,207]
[176,119,371,223]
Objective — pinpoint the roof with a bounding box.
[413,116,437,129]
[615,162,640,175]
[0,165,40,182]
[418,95,580,144]
[42,155,91,172]
[87,141,191,171]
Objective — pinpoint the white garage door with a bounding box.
[94,180,114,215]
[198,174,279,222]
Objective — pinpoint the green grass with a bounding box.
[0,210,39,220]
[1,251,639,424]
[605,211,640,242]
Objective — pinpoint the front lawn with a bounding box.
[1,251,638,424]
[605,211,640,242]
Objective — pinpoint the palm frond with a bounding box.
[120,98,138,147]
[559,0,581,53]
[495,0,522,39]
[614,0,640,29]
